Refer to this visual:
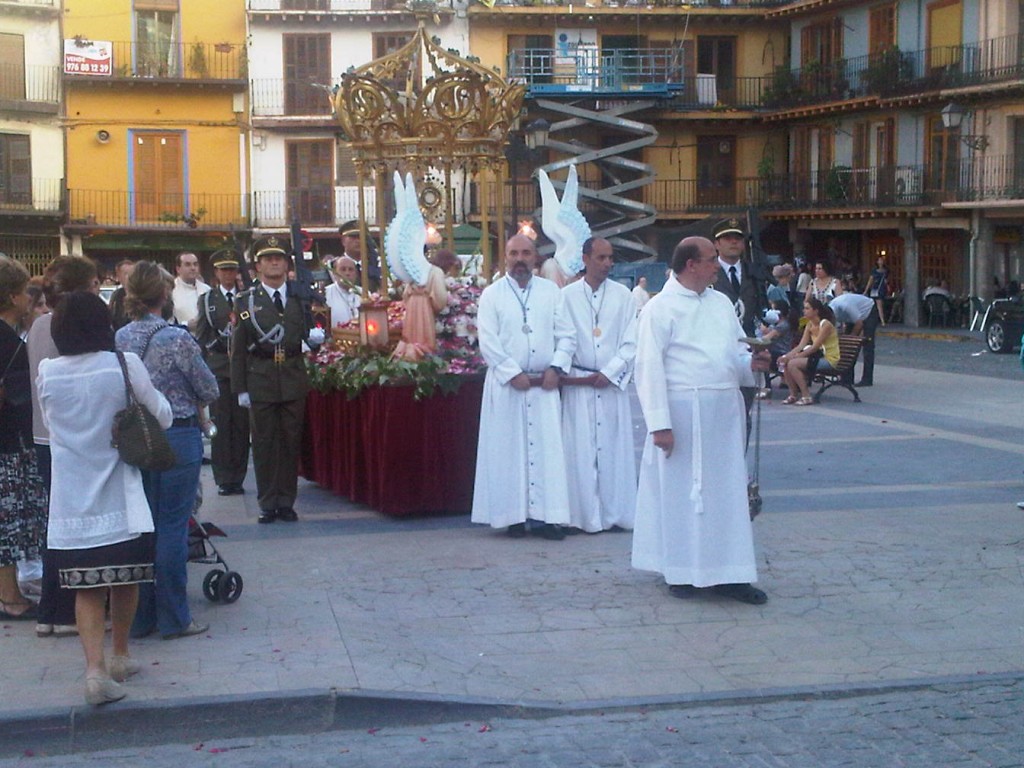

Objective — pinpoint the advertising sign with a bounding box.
[64,39,112,76]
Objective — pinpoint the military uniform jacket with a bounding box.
[713,259,766,337]
[229,281,310,403]
[195,288,234,379]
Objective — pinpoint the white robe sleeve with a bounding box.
[550,289,576,374]
[635,302,672,433]
[477,285,523,385]
[600,291,638,389]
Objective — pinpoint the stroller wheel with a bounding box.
[220,571,244,604]
[202,570,223,603]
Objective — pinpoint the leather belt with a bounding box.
[171,416,198,428]
[250,347,302,360]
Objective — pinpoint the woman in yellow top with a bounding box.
[778,296,839,406]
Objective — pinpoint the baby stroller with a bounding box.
[187,516,244,604]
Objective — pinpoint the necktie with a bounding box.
[225,291,233,304]
[729,266,741,296]
[273,290,284,314]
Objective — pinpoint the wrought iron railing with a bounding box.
[62,41,245,82]
[253,188,376,228]
[483,0,786,8]
[250,78,333,117]
[950,154,1024,203]
[0,178,63,212]
[761,33,1024,110]
[0,64,60,103]
[1,0,59,8]
[67,190,247,229]
[248,0,452,11]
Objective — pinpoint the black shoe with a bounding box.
[712,583,767,605]
[855,380,872,387]
[201,457,212,466]
[276,507,298,522]
[257,509,277,524]
[506,523,527,538]
[218,484,244,496]
[538,523,566,541]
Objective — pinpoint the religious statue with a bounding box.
[385,171,449,360]
[537,164,592,287]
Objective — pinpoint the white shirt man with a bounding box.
[324,255,362,327]
[829,291,874,327]
[631,276,650,314]
[171,251,210,332]
[632,236,771,605]
[471,234,576,540]
[561,238,638,533]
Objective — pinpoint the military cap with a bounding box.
[253,235,291,260]
[712,217,745,239]
[210,248,241,270]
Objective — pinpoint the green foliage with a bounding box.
[306,350,464,401]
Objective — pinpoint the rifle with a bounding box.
[229,223,253,290]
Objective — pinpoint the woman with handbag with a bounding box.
[116,262,218,641]
[0,255,48,621]
[37,291,172,704]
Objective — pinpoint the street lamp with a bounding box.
[941,103,989,151]
[505,117,551,237]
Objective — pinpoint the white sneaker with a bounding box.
[1016,501,1024,510]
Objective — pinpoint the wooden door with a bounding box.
[697,36,736,105]
[286,139,333,225]
[696,136,735,207]
[0,33,25,100]
[926,0,962,74]
[864,233,903,294]
[133,132,183,222]
[284,34,330,116]
[919,232,960,293]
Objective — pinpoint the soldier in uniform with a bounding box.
[195,249,249,496]
[230,236,324,524]
[711,217,766,337]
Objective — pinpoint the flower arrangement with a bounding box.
[307,275,486,398]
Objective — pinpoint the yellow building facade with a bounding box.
[62,0,247,271]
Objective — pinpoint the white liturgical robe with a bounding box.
[632,277,759,587]
[471,276,576,528]
[325,282,361,327]
[561,278,638,532]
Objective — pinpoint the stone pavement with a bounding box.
[2,356,1022,757]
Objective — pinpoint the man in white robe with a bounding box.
[632,236,771,605]
[324,256,361,328]
[471,234,576,540]
[561,237,638,533]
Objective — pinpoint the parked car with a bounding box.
[983,297,1024,353]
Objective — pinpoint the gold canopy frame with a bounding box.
[332,25,526,293]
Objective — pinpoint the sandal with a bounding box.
[795,397,815,406]
[782,395,798,405]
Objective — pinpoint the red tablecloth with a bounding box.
[300,378,484,516]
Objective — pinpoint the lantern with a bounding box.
[359,303,390,348]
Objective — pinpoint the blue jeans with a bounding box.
[132,426,202,637]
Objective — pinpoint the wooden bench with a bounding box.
[811,334,864,403]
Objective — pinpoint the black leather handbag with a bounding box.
[111,351,176,472]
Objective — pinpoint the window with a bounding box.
[869,4,897,55]
[0,33,25,101]
[373,33,416,90]
[926,0,962,73]
[336,143,360,186]
[800,19,843,67]
[697,37,736,105]
[133,131,183,222]
[0,133,31,206]
[926,114,960,198]
[286,140,334,225]
[134,0,180,77]
[284,34,331,116]
[696,136,735,207]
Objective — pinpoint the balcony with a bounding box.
[0,0,59,16]
[248,0,455,17]
[762,33,1024,114]
[509,47,685,97]
[948,155,1024,205]
[476,0,785,10]
[253,187,377,228]
[251,78,333,119]
[66,190,247,231]
[0,178,63,217]
[62,41,246,85]
[0,64,60,113]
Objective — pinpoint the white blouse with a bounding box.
[37,351,172,550]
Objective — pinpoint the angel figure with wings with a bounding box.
[385,171,449,360]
